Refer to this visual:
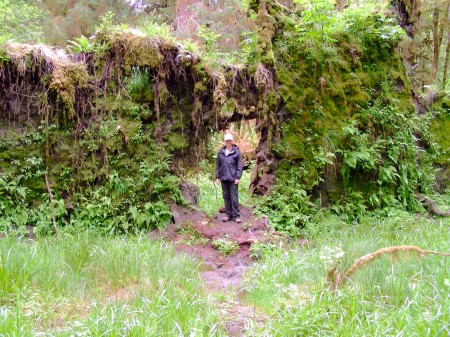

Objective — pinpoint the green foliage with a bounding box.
[244,211,450,336]
[0,150,181,234]
[69,158,181,234]
[0,234,224,335]
[66,35,94,54]
[94,11,128,42]
[255,175,318,237]
[0,173,31,232]
[240,30,257,63]
[329,189,368,222]
[129,201,172,230]
[288,0,404,71]
[198,25,221,53]
[179,39,202,54]
[337,105,435,211]
[212,237,239,256]
[0,159,67,235]
[137,19,174,40]
[249,241,277,260]
[0,0,47,42]
[295,0,339,45]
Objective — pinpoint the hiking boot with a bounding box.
[222,216,231,222]
[235,218,242,223]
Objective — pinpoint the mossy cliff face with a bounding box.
[430,96,450,192]
[0,27,265,232]
[248,0,444,209]
[0,0,447,233]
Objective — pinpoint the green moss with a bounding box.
[254,1,276,66]
[50,62,89,118]
[430,110,450,165]
[165,133,189,151]
[194,82,207,94]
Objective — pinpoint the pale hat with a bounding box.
[224,133,234,141]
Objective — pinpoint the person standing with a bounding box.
[215,133,243,223]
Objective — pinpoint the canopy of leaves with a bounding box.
[0,0,47,43]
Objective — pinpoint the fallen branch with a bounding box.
[44,168,60,236]
[328,245,450,289]
[416,193,450,217]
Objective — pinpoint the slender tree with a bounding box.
[431,0,450,81]
[443,25,450,85]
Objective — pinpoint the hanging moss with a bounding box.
[254,1,276,66]
[50,63,89,118]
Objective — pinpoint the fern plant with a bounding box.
[67,35,94,54]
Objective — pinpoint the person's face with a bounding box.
[225,140,233,146]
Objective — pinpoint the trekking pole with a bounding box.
[213,179,218,202]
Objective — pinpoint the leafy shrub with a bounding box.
[137,20,174,40]
[68,157,181,234]
[0,0,47,42]
[0,154,182,235]
[338,105,435,211]
[255,177,319,237]
[66,35,94,54]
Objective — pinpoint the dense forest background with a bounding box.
[1,0,450,88]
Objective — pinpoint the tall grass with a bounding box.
[243,211,450,336]
[0,233,224,336]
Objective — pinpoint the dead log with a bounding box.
[328,246,450,289]
[416,193,450,217]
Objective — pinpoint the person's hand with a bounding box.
[235,179,240,185]
[215,179,220,184]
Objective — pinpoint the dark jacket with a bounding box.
[215,145,243,181]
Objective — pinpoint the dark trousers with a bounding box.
[221,181,240,219]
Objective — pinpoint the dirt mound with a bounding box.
[152,205,283,336]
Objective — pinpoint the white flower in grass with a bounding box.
[320,246,345,267]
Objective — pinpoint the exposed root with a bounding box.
[329,246,450,289]
[254,63,273,91]
[4,42,89,118]
[0,28,277,197]
[44,168,60,236]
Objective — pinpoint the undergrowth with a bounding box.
[0,233,224,336]
[243,210,450,336]
[0,154,182,235]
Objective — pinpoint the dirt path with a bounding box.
[153,205,280,336]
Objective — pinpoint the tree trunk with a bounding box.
[431,0,440,81]
[431,0,450,82]
[443,27,450,85]
[336,0,346,12]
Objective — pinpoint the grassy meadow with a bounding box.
[0,234,222,336]
[0,180,449,336]
[243,208,450,336]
